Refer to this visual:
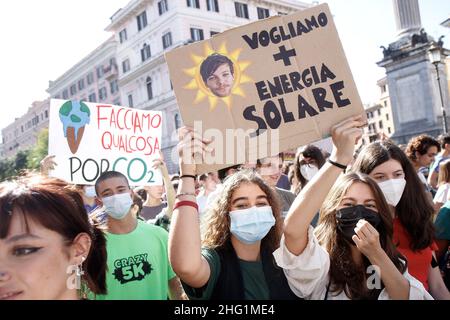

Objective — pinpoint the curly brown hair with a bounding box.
[201,170,282,253]
[405,134,440,162]
[315,172,406,299]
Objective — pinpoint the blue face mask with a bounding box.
[229,206,275,245]
[102,193,133,220]
[84,186,96,198]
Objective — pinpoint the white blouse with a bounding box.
[273,226,434,300]
[434,183,450,204]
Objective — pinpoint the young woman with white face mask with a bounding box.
[169,127,300,300]
[293,145,326,195]
[352,140,450,300]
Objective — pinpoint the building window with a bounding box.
[162,32,172,49]
[110,80,119,94]
[141,43,151,62]
[206,0,219,12]
[97,66,104,79]
[210,30,219,37]
[99,87,107,101]
[122,59,130,73]
[235,2,249,19]
[146,77,153,100]
[87,72,94,85]
[128,94,134,108]
[88,93,96,102]
[137,11,148,31]
[190,28,204,42]
[70,84,77,96]
[158,0,169,15]
[62,89,69,99]
[257,7,270,19]
[388,127,391,134]
[45,110,48,118]
[78,79,85,91]
[386,113,389,121]
[175,113,183,130]
[379,121,383,129]
[187,0,200,8]
[377,109,381,116]
[119,29,128,43]
[384,101,387,107]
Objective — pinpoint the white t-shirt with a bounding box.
[434,183,450,204]
[196,194,208,217]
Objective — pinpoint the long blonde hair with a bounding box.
[201,170,282,253]
[438,160,450,187]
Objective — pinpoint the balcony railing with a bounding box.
[104,64,118,80]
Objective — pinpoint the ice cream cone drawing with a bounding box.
[59,101,91,154]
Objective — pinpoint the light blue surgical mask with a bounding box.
[229,206,275,244]
[102,193,133,220]
[84,186,96,198]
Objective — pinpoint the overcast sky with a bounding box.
[0,0,448,136]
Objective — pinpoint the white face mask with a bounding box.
[377,178,406,207]
[300,164,319,181]
[102,193,133,220]
[84,186,96,198]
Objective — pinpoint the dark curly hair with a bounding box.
[405,135,440,162]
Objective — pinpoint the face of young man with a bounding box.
[257,156,282,188]
[205,63,234,97]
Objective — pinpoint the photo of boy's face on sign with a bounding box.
[200,53,235,97]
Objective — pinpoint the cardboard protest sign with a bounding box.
[165,3,365,173]
[48,99,163,185]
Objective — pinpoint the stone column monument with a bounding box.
[377,0,450,144]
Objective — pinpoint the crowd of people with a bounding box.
[1,114,450,300]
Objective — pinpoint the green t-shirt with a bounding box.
[183,248,270,300]
[436,201,450,240]
[95,220,176,300]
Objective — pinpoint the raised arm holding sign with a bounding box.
[165,3,366,174]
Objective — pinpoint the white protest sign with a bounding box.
[48,99,163,185]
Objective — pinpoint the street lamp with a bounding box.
[428,42,448,134]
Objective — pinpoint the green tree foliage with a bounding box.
[0,128,48,182]
[0,149,30,182]
[27,128,49,170]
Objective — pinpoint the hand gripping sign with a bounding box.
[165,3,365,174]
[48,99,163,185]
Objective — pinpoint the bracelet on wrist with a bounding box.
[327,159,347,171]
[174,200,199,211]
[180,174,196,180]
[175,192,197,199]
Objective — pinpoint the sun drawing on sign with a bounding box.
[183,42,253,111]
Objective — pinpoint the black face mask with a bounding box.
[336,205,381,245]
